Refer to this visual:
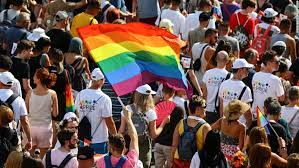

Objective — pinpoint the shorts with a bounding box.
[30,126,53,148]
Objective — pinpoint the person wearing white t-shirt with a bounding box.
[202,51,231,124]
[0,0,23,22]
[155,0,185,37]
[182,0,216,40]
[0,72,32,151]
[75,68,117,154]
[252,51,285,114]
[253,8,280,38]
[219,59,253,126]
[281,86,299,138]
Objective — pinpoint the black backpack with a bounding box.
[78,95,103,142]
[0,127,18,168]
[45,150,74,168]
[193,44,209,71]
[0,10,16,44]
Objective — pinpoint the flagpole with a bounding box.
[117,97,126,109]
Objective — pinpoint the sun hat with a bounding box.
[232,59,254,69]
[224,99,250,121]
[263,8,278,18]
[91,68,104,81]
[136,84,156,95]
[0,72,14,86]
[27,27,49,42]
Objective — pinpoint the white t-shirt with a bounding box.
[0,89,27,123]
[155,9,185,36]
[75,89,112,143]
[252,72,284,113]
[121,105,157,123]
[202,68,230,112]
[42,148,78,168]
[281,106,299,138]
[0,9,20,22]
[219,79,252,124]
[182,11,216,40]
[254,23,280,38]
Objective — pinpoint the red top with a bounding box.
[229,12,255,36]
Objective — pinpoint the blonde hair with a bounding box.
[5,151,23,168]
[0,105,14,126]
[133,92,155,113]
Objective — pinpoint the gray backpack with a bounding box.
[129,104,149,137]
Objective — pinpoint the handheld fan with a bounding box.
[155,101,176,126]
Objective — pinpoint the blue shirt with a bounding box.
[137,0,160,19]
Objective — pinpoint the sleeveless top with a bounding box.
[271,33,290,59]
[192,42,210,83]
[28,91,52,127]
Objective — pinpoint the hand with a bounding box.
[25,141,32,151]
[162,115,170,125]
[278,137,286,149]
[123,107,132,120]
[182,10,188,17]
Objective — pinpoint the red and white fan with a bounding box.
[155,101,176,126]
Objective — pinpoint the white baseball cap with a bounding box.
[136,84,156,95]
[27,27,49,42]
[0,72,14,86]
[264,8,278,18]
[232,59,254,69]
[91,68,104,81]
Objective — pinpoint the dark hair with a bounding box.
[249,143,271,168]
[262,50,277,66]
[244,48,257,61]
[189,95,206,114]
[87,1,100,10]
[109,134,126,153]
[22,155,43,168]
[35,68,57,88]
[106,8,121,23]
[34,37,51,52]
[267,101,281,116]
[203,130,221,153]
[15,40,35,54]
[288,86,299,101]
[58,129,76,146]
[0,55,12,70]
[290,132,299,154]
[171,0,181,5]
[59,117,79,130]
[241,0,256,9]
[49,48,64,72]
[162,84,175,96]
[261,16,275,24]
[277,59,289,73]
[260,2,273,11]
[218,21,229,31]
[77,146,95,160]
[199,0,212,9]
[11,0,24,7]
[210,40,231,66]
[272,46,286,55]
[205,28,218,38]
[280,19,292,30]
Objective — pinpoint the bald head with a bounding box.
[216,51,229,63]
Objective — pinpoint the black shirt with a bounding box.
[11,56,30,98]
[266,121,287,155]
[46,29,72,53]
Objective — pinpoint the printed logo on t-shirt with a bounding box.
[207,76,225,86]
[220,89,239,101]
[79,100,97,113]
[253,81,270,94]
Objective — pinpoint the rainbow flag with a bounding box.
[65,84,75,112]
[256,106,268,127]
[78,23,190,96]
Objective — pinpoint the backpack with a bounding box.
[104,154,127,168]
[251,25,272,59]
[45,150,74,168]
[232,12,250,50]
[0,93,18,113]
[94,3,111,23]
[129,104,149,137]
[0,127,18,168]
[178,119,206,160]
[78,95,104,143]
[193,44,209,71]
[0,10,16,44]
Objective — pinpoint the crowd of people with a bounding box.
[0,0,299,167]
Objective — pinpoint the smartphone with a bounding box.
[180,54,192,69]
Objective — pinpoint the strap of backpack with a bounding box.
[238,86,247,100]
[243,16,251,27]
[184,100,189,117]
[89,18,95,25]
[5,93,18,105]
[263,25,272,37]
[45,150,53,168]
[214,73,231,110]
[183,119,189,132]
[115,156,127,168]
[236,12,240,25]
[104,155,113,168]
[102,3,111,14]
[3,10,8,21]
[192,119,205,133]
[194,44,209,70]
[58,154,74,168]
[289,110,299,127]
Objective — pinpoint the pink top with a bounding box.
[96,150,138,168]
